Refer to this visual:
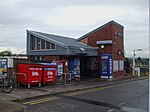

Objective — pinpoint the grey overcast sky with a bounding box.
[0,0,149,57]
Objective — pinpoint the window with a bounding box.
[36,38,40,50]
[30,35,35,50]
[30,34,56,51]
[51,43,56,49]
[32,56,43,61]
[41,39,45,49]
[46,41,50,49]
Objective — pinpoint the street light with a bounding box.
[132,49,142,77]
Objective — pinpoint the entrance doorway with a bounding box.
[80,56,99,78]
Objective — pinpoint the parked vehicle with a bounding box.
[0,75,14,93]
[58,71,80,85]
[64,71,80,85]
[68,70,80,85]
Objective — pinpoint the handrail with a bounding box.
[13,72,27,88]
[60,73,71,84]
[59,72,80,85]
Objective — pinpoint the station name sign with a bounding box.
[115,31,123,37]
[96,40,112,45]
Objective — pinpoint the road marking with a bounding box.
[22,80,145,106]
[107,102,126,112]
[107,109,115,112]
[118,102,125,106]
[64,85,114,96]
[22,86,114,105]
[23,96,59,105]
[121,106,148,112]
[64,80,145,97]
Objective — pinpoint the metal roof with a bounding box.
[28,30,97,50]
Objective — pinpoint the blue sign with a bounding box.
[69,59,80,75]
[100,54,112,79]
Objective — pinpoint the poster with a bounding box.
[0,58,7,76]
[113,60,118,72]
[119,60,124,71]
[57,62,63,75]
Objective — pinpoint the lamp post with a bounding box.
[132,49,142,77]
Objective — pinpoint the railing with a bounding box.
[57,72,80,85]
[13,72,27,88]
[57,73,71,85]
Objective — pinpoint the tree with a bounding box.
[0,50,12,56]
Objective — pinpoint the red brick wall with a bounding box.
[87,24,113,47]
[80,24,124,59]
[43,56,60,61]
[79,23,125,78]
[112,24,124,60]
[81,38,88,44]
[112,24,125,77]
[28,55,60,61]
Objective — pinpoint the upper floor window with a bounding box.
[30,35,56,51]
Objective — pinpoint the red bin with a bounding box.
[18,63,43,88]
[41,62,57,85]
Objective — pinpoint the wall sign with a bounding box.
[96,40,112,45]
[115,31,123,37]
[117,32,123,37]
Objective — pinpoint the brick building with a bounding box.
[78,20,125,78]
[26,20,125,78]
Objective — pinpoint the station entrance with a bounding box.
[68,56,99,79]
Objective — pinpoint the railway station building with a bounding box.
[26,20,125,79]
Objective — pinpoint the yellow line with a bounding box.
[23,86,113,105]
[29,97,59,105]
[23,81,135,105]
[64,85,113,96]
[23,96,59,105]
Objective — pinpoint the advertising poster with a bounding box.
[100,54,112,79]
[119,60,124,71]
[69,59,80,75]
[73,59,80,75]
[0,58,8,76]
[57,62,63,75]
[113,60,118,72]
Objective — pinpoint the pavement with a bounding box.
[0,75,148,112]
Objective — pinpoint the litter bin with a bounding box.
[41,62,57,86]
[18,63,43,88]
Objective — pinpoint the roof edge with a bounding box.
[77,20,124,41]
[27,30,68,48]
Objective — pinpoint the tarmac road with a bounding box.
[22,79,148,112]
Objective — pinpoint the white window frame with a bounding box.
[30,35,56,51]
